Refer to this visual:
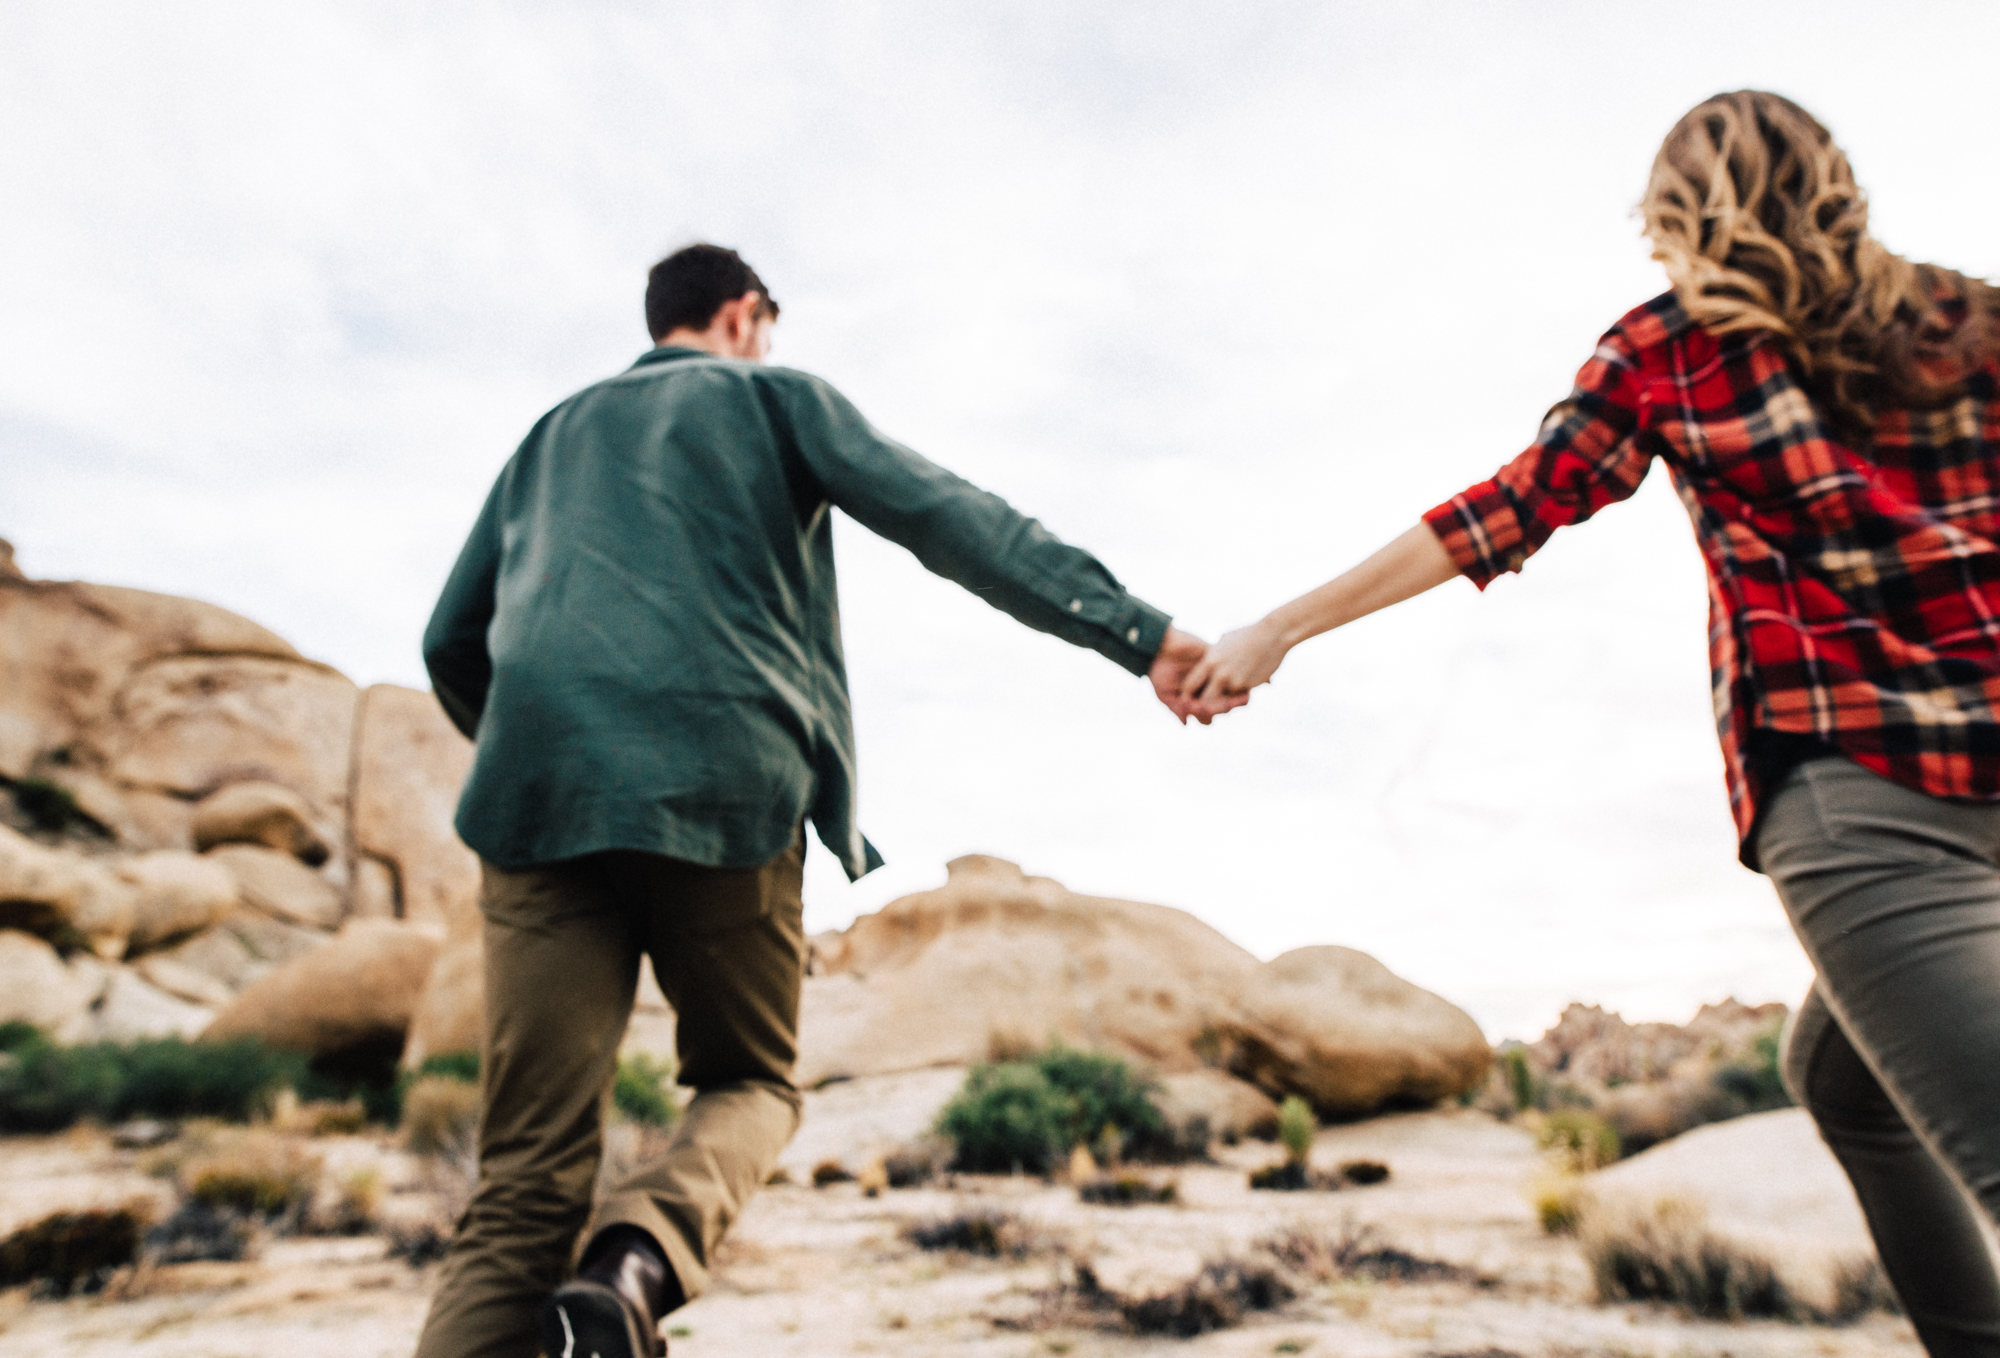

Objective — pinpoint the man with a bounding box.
[413,243,1232,1358]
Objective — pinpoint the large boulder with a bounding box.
[350,684,480,937]
[800,855,1260,1086]
[204,843,345,930]
[0,822,135,957]
[203,920,441,1075]
[1212,945,1492,1119]
[118,850,240,954]
[191,780,331,865]
[0,929,94,1036]
[95,655,358,855]
[400,915,484,1068]
[0,571,300,786]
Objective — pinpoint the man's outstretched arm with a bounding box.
[768,371,1227,720]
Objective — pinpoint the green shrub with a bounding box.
[1712,1017,1793,1113]
[414,1051,481,1085]
[0,1028,306,1132]
[1499,1045,1537,1112]
[1276,1095,1315,1165]
[613,1053,679,1127]
[934,1045,1169,1174]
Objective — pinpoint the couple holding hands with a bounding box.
[418,91,2000,1358]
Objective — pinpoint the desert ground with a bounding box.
[0,1095,1921,1358]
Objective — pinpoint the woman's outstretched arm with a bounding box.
[1180,523,1459,711]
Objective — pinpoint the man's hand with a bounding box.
[1180,616,1289,718]
[1149,626,1249,725]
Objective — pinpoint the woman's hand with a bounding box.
[1175,524,1460,719]
[1181,616,1291,713]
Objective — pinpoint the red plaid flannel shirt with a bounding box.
[1425,291,2000,864]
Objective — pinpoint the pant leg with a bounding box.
[414,858,643,1358]
[1758,759,2000,1355]
[1783,985,2000,1354]
[585,832,807,1303]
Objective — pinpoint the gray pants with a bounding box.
[1759,757,2000,1356]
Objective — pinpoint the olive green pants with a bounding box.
[412,833,806,1358]
[1760,758,2000,1357]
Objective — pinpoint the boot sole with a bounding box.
[539,1279,657,1358]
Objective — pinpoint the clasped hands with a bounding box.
[1147,622,1287,726]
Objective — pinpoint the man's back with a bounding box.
[425,345,1169,881]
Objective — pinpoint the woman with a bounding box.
[1185,91,2000,1352]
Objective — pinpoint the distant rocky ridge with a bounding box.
[0,543,1492,1122]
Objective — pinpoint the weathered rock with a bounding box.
[118,851,239,954]
[87,968,217,1042]
[97,655,358,840]
[0,538,21,582]
[351,684,480,937]
[0,928,92,1035]
[1586,1108,1877,1313]
[191,781,330,865]
[400,916,484,1068]
[204,843,344,930]
[1157,1069,1280,1141]
[220,909,331,970]
[0,573,300,784]
[0,823,134,957]
[151,921,265,994]
[800,855,1261,1087]
[349,855,398,920]
[133,953,238,1008]
[204,920,441,1070]
[1214,946,1491,1119]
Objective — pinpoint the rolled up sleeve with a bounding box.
[1425,327,1654,589]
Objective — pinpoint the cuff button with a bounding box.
[1069,599,1083,612]
[1127,628,1140,643]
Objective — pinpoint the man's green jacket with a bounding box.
[424,346,1171,881]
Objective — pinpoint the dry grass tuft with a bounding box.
[1580,1194,1899,1322]
[1076,1171,1178,1206]
[401,1076,482,1160]
[0,1206,148,1295]
[903,1207,1057,1259]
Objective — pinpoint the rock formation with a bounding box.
[1,543,1491,1121]
[0,543,480,1058]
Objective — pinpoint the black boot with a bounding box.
[539,1225,681,1358]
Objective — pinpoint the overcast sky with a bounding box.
[5,2,1997,1039]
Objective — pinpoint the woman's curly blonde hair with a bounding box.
[1641,90,1997,441]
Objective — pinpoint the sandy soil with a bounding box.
[0,1108,1922,1358]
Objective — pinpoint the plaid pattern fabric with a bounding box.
[1425,291,2000,863]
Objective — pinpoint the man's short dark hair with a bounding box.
[644,244,778,340]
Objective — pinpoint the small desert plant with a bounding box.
[145,1198,258,1264]
[612,1052,679,1127]
[1077,1171,1179,1205]
[1338,1159,1389,1185]
[1248,1160,1318,1191]
[180,1127,323,1218]
[1260,1220,1476,1285]
[1533,1175,1586,1235]
[903,1207,1052,1259]
[314,1167,385,1235]
[1582,1196,1792,1318]
[0,1207,146,1295]
[1110,1254,1297,1336]
[1277,1095,1315,1164]
[1499,1044,1538,1112]
[401,1075,483,1159]
[1711,1015,1793,1114]
[811,1159,856,1186]
[882,1135,952,1188]
[1536,1109,1621,1171]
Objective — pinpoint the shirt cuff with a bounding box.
[1423,482,1528,591]
[1102,598,1172,676]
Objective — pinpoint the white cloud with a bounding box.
[3,1,1994,1037]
